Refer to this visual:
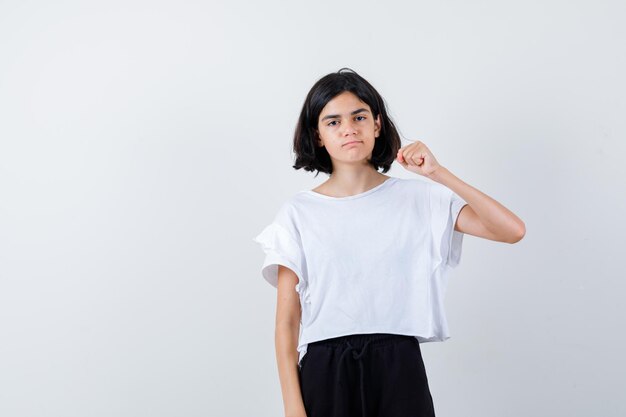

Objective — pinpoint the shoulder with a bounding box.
[270,193,309,237]
[390,177,457,209]
[388,176,430,194]
[273,196,298,223]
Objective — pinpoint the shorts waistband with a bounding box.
[308,333,416,349]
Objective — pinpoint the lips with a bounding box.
[343,140,363,146]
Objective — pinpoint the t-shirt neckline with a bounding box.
[305,177,396,201]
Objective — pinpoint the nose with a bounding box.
[342,120,358,136]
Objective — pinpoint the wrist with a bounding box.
[426,165,447,182]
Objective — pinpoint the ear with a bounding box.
[315,129,324,147]
[374,114,382,137]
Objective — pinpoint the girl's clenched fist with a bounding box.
[396,141,442,178]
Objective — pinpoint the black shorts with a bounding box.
[298,333,436,417]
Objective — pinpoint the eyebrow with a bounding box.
[321,108,370,122]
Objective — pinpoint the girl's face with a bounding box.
[316,91,381,168]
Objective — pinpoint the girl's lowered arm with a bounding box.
[275,265,307,417]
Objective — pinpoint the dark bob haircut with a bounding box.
[292,68,402,176]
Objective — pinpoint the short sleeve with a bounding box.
[252,221,305,289]
[429,182,468,270]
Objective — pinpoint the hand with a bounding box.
[396,140,443,178]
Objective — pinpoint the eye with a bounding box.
[356,115,366,121]
[327,120,338,126]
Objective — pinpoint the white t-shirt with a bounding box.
[252,176,468,367]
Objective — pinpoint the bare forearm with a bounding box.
[275,322,307,417]
[428,166,526,242]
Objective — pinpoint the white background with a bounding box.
[1,1,624,416]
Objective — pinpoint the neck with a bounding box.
[323,165,388,196]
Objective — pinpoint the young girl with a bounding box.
[253,68,525,417]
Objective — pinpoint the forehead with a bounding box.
[319,91,370,116]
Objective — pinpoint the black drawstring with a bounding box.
[334,338,373,417]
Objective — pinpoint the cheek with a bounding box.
[317,128,332,141]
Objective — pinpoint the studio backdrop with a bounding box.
[0,1,624,416]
